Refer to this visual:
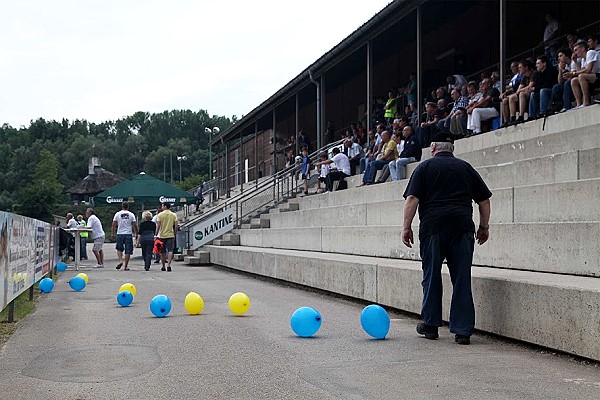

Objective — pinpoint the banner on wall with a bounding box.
[0,210,57,311]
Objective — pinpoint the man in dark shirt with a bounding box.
[390,126,421,181]
[528,55,558,119]
[402,132,492,345]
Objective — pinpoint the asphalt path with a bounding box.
[0,247,599,399]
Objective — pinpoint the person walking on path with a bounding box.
[76,214,88,260]
[401,132,492,345]
[136,211,157,271]
[155,202,178,272]
[111,201,138,271]
[85,208,105,268]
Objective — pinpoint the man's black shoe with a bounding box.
[455,334,471,345]
[416,322,439,339]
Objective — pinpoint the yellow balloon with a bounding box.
[184,292,204,315]
[76,273,89,284]
[228,292,251,315]
[119,283,136,297]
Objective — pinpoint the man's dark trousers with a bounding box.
[419,229,475,336]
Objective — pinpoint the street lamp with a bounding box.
[205,126,220,180]
[177,155,187,182]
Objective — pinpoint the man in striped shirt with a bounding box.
[438,89,469,133]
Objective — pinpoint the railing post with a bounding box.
[7,300,14,323]
[29,285,34,301]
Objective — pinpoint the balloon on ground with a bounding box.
[228,292,251,315]
[119,283,136,297]
[150,295,172,317]
[76,273,88,284]
[39,278,54,293]
[290,306,322,337]
[69,276,86,291]
[184,292,204,315]
[56,262,68,272]
[117,290,134,307]
[360,304,390,339]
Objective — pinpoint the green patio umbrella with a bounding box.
[91,172,197,206]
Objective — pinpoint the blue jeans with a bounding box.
[116,234,134,255]
[528,88,552,118]
[362,159,389,183]
[420,230,475,336]
[551,80,573,110]
[389,157,416,181]
[359,157,373,174]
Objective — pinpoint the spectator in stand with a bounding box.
[315,147,351,192]
[450,81,479,137]
[491,71,502,91]
[437,99,449,119]
[300,146,311,196]
[325,121,336,145]
[404,73,417,107]
[499,62,523,127]
[528,55,558,119]
[359,130,397,186]
[552,48,575,112]
[588,34,600,51]
[384,90,400,124]
[356,122,367,146]
[297,130,311,153]
[435,87,451,105]
[466,78,500,135]
[285,148,295,168]
[389,126,422,181]
[315,153,330,193]
[446,74,468,94]
[373,96,386,126]
[439,89,469,133]
[507,60,535,125]
[542,13,560,63]
[417,102,440,147]
[360,129,377,174]
[374,131,403,184]
[570,40,600,109]
[344,138,364,175]
[566,31,578,50]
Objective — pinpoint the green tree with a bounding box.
[16,149,64,221]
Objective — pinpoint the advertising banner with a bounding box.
[190,208,234,249]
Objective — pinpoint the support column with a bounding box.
[254,122,259,185]
[295,93,300,156]
[225,142,230,198]
[272,110,277,175]
[499,0,506,121]
[416,5,422,118]
[319,75,325,150]
[366,41,373,141]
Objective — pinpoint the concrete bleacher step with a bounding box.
[173,254,185,261]
[250,218,270,229]
[272,178,600,226]
[184,250,210,266]
[206,245,600,361]
[237,223,600,277]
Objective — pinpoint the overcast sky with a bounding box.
[1,1,392,128]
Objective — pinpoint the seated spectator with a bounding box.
[435,86,452,105]
[491,71,502,91]
[439,88,469,132]
[446,74,468,94]
[359,131,397,186]
[315,153,330,193]
[374,131,403,184]
[588,34,600,52]
[389,126,421,181]
[315,147,351,192]
[499,62,522,126]
[416,102,440,147]
[359,129,377,174]
[528,55,558,119]
[571,40,600,109]
[450,81,479,137]
[566,31,578,51]
[344,138,364,175]
[466,78,500,135]
[551,48,575,112]
[507,60,534,125]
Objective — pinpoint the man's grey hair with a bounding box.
[433,141,454,152]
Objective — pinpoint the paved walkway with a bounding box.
[0,246,599,399]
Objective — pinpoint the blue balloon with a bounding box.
[68,276,86,291]
[290,306,322,337]
[56,262,68,272]
[150,295,172,318]
[360,304,390,339]
[39,278,54,293]
[117,290,134,307]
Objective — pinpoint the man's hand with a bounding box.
[476,226,489,245]
[402,227,414,248]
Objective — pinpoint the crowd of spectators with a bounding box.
[284,29,598,194]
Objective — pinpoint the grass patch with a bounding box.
[0,274,57,348]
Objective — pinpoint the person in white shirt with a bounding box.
[344,139,365,176]
[315,147,351,192]
[570,40,599,108]
[85,208,105,268]
[65,213,78,229]
[315,153,330,193]
[111,201,138,271]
